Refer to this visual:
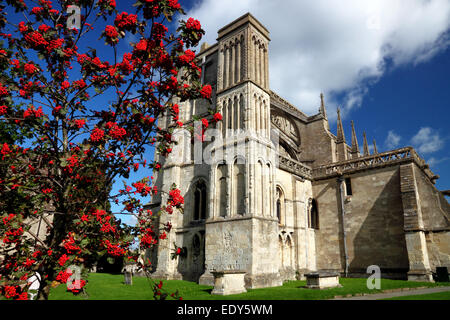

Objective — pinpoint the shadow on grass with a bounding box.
[202,288,213,294]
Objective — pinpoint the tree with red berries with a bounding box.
[0,0,217,300]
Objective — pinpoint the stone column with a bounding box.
[222,100,227,138]
[151,166,182,280]
[266,101,270,137]
[258,99,262,134]
[226,164,231,218]
[208,165,215,220]
[255,43,260,84]
[230,43,235,86]
[223,47,229,89]
[260,46,264,87]
[229,98,234,134]
[264,48,269,89]
[400,163,433,282]
[236,96,240,130]
[218,48,224,91]
[251,39,255,81]
[236,41,241,83]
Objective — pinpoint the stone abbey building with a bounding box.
[147,13,450,288]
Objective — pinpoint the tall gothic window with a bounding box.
[309,199,319,229]
[232,159,245,216]
[217,164,227,218]
[193,181,207,221]
[239,94,244,129]
[255,161,264,216]
[276,198,281,223]
[345,178,353,196]
[276,187,284,224]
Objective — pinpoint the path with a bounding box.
[332,286,450,300]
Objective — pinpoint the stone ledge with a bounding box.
[305,271,340,278]
[333,286,430,299]
[305,272,342,289]
[211,270,247,296]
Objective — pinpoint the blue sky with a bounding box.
[182,0,450,199]
[4,1,449,227]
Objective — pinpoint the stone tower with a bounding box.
[199,13,282,288]
[147,12,449,288]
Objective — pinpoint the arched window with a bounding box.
[309,199,319,229]
[255,161,263,216]
[192,234,201,257]
[266,163,271,217]
[193,181,207,221]
[227,98,233,131]
[277,198,282,222]
[232,159,245,216]
[222,101,227,138]
[239,94,244,129]
[217,164,227,218]
[276,187,284,224]
[234,96,239,130]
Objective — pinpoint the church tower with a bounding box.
[147,13,449,287]
[199,13,282,288]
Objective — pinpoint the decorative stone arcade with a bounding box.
[198,13,282,289]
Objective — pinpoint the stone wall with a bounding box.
[298,119,336,167]
[426,231,450,271]
[344,166,409,276]
[412,164,450,272]
[200,216,281,288]
[413,164,450,230]
[312,165,410,278]
[249,217,282,288]
[311,177,343,271]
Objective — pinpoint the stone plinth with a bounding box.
[305,272,342,289]
[407,270,434,282]
[211,270,247,295]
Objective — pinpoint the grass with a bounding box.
[48,273,450,300]
[382,291,450,300]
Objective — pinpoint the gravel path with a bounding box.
[332,286,450,300]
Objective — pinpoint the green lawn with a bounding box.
[48,273,450,300]
[382,291,450,300]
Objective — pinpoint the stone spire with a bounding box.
[336,107,347,161]
[363,131,370,156]
[320,93,327,119]
[373,139,378,154]
[351,120,360,158]
[336,108,345,143]
[319,93,330,131]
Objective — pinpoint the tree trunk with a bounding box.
[37,283,50,300]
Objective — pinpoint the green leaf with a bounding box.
[163,10,172,22]
[107,257,115,265]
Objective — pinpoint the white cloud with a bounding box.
[411,127,444,154]
[427,157,449,167]
[385,130,402,149]
[185,0,450,115]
